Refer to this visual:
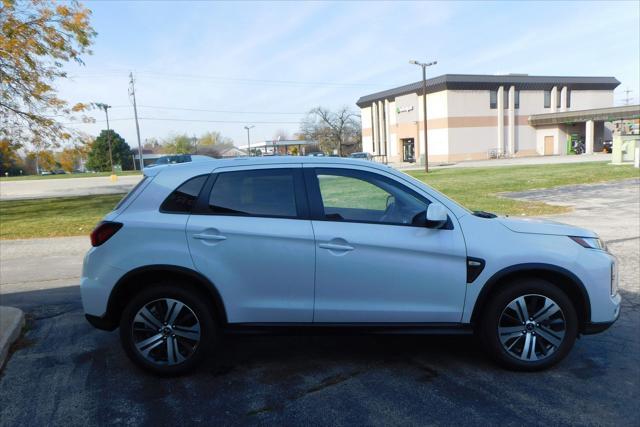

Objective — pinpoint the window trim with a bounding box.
[191,167,310,220]
[303,167,453,229]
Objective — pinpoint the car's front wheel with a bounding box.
[480,278,578,371]
[120,284,216,376]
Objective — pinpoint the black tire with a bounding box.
[119,283,216,376]
[479,278,578,371]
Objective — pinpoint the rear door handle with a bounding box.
[318,243,354,251]
[193,233,227,241]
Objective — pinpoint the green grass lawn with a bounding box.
[0,194,124,239]
[0,162,637,240]
[407,162,638,216]
[0,170,141,181]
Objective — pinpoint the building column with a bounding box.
[371,103,379,153]
[378,100,385,155]
[497,86,505,154]
[508,85,515,156]
[585,120,595,154]
[561,86,568,112]
[551,86,558,113]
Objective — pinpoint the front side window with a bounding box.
[208,169,298,218]
[315,169,428,226]
[161,175,208,213]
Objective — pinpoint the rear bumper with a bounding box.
[85,314,118,331]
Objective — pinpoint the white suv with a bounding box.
[81,157,620,375]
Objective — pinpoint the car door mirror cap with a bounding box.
[426,203,448,229]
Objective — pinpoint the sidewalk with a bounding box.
[391,153,612,170]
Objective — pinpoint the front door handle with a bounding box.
[193,233,227,241]
[318,242,354,251]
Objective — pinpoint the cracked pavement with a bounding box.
[1,179,638,426]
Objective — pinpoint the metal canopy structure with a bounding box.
[528,105,640,126]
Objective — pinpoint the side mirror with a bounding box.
[426,203,448,229]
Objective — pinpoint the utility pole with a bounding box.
[623,88,633,106]
[244,125,255,156]
[409,59,437,172]
[94,103,114,175]
[129,72,145,171]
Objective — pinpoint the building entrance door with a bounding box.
[544,136,554,155]
[402,138,415,162]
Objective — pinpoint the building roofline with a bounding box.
[356,74,621,107]
[529,105,640,126]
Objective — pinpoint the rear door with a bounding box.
[186,164,316,323]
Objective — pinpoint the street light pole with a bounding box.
[94,103,114,174]
[244,125,255,156]
[191,135,198,154]
[409,60,437,172]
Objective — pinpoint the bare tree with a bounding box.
[300,106,361,156]
[272,129,290,141]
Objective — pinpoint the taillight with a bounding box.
[90,221,123,247]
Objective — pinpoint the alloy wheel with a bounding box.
[132,298,201,366]
[498,294,566,362]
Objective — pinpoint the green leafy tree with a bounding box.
[86,130,132,171]
[162,134,194,154]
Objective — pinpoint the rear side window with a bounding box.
[160,175,208,213]
[208,169,298,218]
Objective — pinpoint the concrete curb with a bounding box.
[0,306,25,369]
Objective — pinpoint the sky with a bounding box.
[57,0,640,147]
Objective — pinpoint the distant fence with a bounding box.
[371,155,388,165]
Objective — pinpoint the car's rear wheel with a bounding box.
[480,278,578,371]
[120,284,216,376]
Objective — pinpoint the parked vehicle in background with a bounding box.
[82,157,620,376]
[148,154,214,167]
[603,141,613,153]
[306,152,325,157]
[349,152,373,160]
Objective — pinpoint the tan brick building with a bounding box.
[356,74,620,164]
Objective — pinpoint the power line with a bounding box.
[139,105,306,115]
[63,117,301,125]
[67,69,381,88]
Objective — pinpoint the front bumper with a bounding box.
[85,314,118,331]
[583,298,620,335]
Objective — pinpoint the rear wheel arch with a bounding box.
[471,263,591,332]
[106,265,228,329]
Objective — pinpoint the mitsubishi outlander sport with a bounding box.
[81,157,620,375]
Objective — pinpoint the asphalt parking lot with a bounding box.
[0,179,638,426]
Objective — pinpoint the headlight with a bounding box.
[569,236,607,251]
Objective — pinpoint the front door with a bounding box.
[304,166,468,323]
[402,138,415,162]
[544,136,554,155]
[186,166,315,323]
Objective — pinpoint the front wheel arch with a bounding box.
[471,264,591,332]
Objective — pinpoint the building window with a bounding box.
[490,90,497,109]
[504,90,509,109]
[566,89,571,108]
[515,90,520,109]
[544,90,551,108]
[556,90,561,108]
